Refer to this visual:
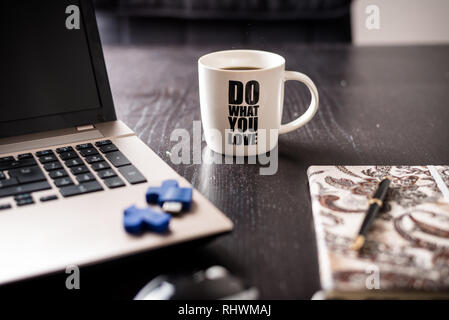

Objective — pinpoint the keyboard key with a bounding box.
[14,193,31,201]
[85,155,104,164]
[98,144,118,153]
[43,161,62,171]
[59,181,103,197]
[40,195,58,202]
[59,151,78,160]
[16,198,34,206]
[79,148,99,157]
[39,154,58,164]
[95,140,112,147]
[91,161,110,171]
[17,153,33,160]
[97,169,116,179]
[70,165,89,175]
[65,158,84,167]
[0,158,36,171]
[0,181,51,198]
[49,169,68,179]
[104,176,125,189]
[118,165,147,185]
[0,172,5,180]
[56,146,73,153]
[105,151,131,167]
[76,143,93,150]
[76,173,96,183]
[0,203,12,210]
[9,166,46,184]
[0,156,14,163]
[0,178,18,188]
[54,177,74,187]
[35,150,54,157]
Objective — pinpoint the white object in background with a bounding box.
[352,0,449,45]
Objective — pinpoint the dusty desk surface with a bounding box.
[3,45,449,299]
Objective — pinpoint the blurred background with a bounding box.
[93,0,449,46]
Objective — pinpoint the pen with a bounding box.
[352,176,392,251]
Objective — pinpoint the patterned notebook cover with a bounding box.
[307,166,449,298]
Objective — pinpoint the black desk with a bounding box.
[3,45,449,299]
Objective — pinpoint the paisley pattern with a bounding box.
[308,165,449,293]
[438,167,449,188]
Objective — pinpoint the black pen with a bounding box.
[352,176,392,251]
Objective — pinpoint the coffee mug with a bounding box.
[198,50,319,156]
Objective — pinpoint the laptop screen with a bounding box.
[1,0,102,124]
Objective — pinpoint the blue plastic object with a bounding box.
[146,180,193,211]
[123,205,171,234]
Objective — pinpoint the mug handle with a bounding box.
[279,71,319,134]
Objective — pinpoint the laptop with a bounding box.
[0,0,232,285]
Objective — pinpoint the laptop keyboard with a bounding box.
[0,140,147,209]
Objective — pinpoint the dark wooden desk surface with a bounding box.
[3,45,448,299]
[100,44,449,299]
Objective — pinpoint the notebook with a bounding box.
[307,165,449,299]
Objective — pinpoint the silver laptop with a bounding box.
[0,0,232,285]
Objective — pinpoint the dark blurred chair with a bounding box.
[94,0,352,45]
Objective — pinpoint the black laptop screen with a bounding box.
[1,0,101,124]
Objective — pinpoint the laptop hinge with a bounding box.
[77,124,95,131]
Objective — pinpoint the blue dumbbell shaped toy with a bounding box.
[124,205,171,234]
[146,180,193,213]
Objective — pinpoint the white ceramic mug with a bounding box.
[198,50,319,156]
